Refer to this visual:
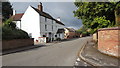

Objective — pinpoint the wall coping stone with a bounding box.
[98,27,120,31]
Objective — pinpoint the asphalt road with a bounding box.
[2,37,92,66]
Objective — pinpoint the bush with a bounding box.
[2,26,30,40]
[2,19,30,40]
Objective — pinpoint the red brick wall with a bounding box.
[2,39,34,50]
[98,27,120,57]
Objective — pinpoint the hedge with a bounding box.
[2,26,30,40]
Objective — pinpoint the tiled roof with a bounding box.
[31,6,65,26]
[11,13,24,21]
[65,28,76,32]
[11,6,65,26]
[57,28,65,33]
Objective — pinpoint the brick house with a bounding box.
[64,28,80,39]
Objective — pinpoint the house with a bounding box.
[64,28,80,39]
[12,2,65,43]
[56,28,65,40]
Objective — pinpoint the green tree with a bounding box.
[73,1,120,34]
[115,2,120,26]
[2,2,13,22]
[4,19,16,29]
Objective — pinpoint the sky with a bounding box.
[10,1,82,30]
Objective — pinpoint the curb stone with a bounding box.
[77,41,102,68]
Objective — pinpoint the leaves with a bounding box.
[74,1,120,34]
[2,2,13,22]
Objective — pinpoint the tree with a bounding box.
[114,1,120,26]
[2,2,13,22]
[4,19,16,29]
[73,1,120,33]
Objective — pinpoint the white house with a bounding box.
[12,2,65,43]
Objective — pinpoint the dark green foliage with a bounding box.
[2,26,30,40]
[2,19,30,40]
[4,19,16,28]
[77,26,90,36]
[2,2,30,40]
[74,1,120,34]
[2,2,13,22]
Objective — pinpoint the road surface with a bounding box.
[2,37,92,66]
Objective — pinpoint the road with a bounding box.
[2,37,92,66]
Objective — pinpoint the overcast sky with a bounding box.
[10,2,82,29]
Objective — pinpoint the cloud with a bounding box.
[11,2,82,29]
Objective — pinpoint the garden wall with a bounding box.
[98,27,120,57]
[2,38,34,50]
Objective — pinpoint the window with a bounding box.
[52,20,53,24]
[45,25,47,31]
[45,17,47,22]
[52,25,53,31]
[59,34,60,37]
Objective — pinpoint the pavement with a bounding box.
[2,37,92,66]
[78,40,119,68]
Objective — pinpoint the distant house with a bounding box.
[64,28,80,39]
[11,13,24,29]
[12,2,65,43]
[56,28,65,40]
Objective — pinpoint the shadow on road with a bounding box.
[2,45,48,55]
[2,37,82,55]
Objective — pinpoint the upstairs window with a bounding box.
[45,17,47,22]
[52,20,53,24]
[56,26,57,29]
[45,25,47,31]
[52,25,53,31]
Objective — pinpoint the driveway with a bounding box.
[2,37,92,66]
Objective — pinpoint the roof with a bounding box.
[31,6,65,26]
[11,13,24,21]
[57,28,65,33]
[65,28,76,32]
[11,6,65,26]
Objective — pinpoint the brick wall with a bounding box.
[2,38,34,50]
[98,27,120,57]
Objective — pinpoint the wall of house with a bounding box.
[15,21,21,29]
[40,16,64,41]
[58,33,64,39]
[98,27,120,57]
[64,28,77,39]
[20,6,40,41]
[40,16,56,38]
[16,6,64,42]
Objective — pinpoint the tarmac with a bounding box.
[78,40,119,68]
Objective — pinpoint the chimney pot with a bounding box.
[57,17,61,21]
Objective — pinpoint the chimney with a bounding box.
[57,17,61,21]
[38,2,43,12]
[13,9,16,15]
